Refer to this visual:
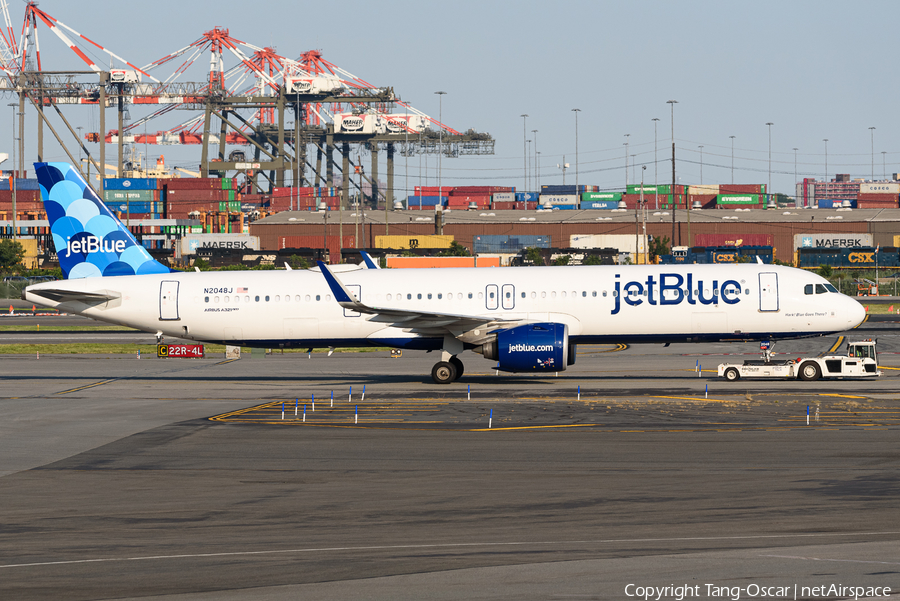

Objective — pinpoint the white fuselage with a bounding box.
[25,264,865,350]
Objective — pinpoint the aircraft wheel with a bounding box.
[431,361,457,384]
[723,367,740,382]
[798,361,821,381]
[449,356,464,380]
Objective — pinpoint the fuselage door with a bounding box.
[344,284,361,317]
[758,272,779,312]
[159,280,180,321]
[501,284,515,310]
[485,284,499,310]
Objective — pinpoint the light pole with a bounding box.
[624,133,630,187]
[520,113,528,193]
[766,122,774,204]
[869,126,876,180]
[535,151,541,190]
[698,145,704,185]
[435,91,446,203]
[526,139,532,193]
[823,139,829,182]
[532,129,539,193]
[882,151,887,181]
[667,99,678,244]
[571,108,580,194]
[8,102,16,240]
[652,118,659,209]
[793,148,799,207]
[729,135,736,184]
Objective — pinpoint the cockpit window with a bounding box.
[815,284,827,294]
[804,284,813,295]
[824,284,838,293]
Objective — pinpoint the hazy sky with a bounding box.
[1,0,896,196]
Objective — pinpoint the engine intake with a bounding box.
[476,322,573,372]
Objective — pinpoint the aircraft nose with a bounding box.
[845,297,866,328]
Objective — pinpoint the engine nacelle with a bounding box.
[476,322,573,373]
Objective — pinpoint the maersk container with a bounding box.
[104,178,157,191]
[582,192,622,201]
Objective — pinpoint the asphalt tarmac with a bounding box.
[1,320,898,600]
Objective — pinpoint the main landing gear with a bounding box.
[431,336,465,384]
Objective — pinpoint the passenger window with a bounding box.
[561,291,567,298]
[326,295,331,301]
[408,294,412,300]
[521,292,526,298]
[265,295,270,302]
[489,292,495,299]
[583,291,587,297]
[804,284,813,295]
[551,292,557,298]
[601,291,606,297]
[468,293,473,299]
[205,296,209,303]
[505,292,511,299]
[417,293,422,300]
[745,289,750,295]
[815,284,827,294]
[427,293,432,300]
[275,295,280,302]
[531,292,536,299]
[255,296,260,302]
[478,292,483,299]
[214,296,220,303]
[541,291,546,298]
[316,295,320,301]
[305,295,310,302]
[284,295,290,302]
[437,293,442,299]
[387,294,392,301]
[224,296,230,303]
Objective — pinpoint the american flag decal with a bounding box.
[237,287,248,293]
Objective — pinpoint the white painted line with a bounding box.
[2,531,899,569]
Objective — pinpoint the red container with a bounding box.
[688,194,718,209]
[857,199,898,209]
[719,184,765,194]
[164,178,222,190]
[856,193,899,201]
[414,186,448,194]
[491,201,515,210]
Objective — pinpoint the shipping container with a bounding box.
[718,194,761,205]
[165,178,224,190]
[0,178,40,191]
[816,198,856,209]
[719,184,766,194]
[407,195,447,207]
[626,184,686,195]
[104,178,157,191]
[689,194,718,209]
[375,234,454,249]
[103,190,156,203]
[473,234,550,253]
[688,185,719,195]
[492,192,515,203]
[113,201,154,214]
[541,185,577,194]
[491,201,516,210]
[570,234,646,254]
[695,233,774,247]
[582,191,623,201]
[181,234,260,255]
[793,233,873,250]
[386,257,500,268]
[857,200,898,209]
[539,193,579,206]
[859,182,900,195]
[515,192,539,203]
[581,200,619,210]
[552,204,579,210]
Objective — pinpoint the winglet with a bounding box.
[316,261,363,307]
[360,251,380,270]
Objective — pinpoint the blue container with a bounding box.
[582,200,619,210]
[552,204,579,210]
[0,178,40,191]
[541,185,577,194]
[113,201,153,214]
[104,178,157,191]
[515,192,539,203]
[407,195,447,207]
[817,198,856,209]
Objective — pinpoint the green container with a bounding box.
[582,192,623,201]
[103,190,155,202]
[228,201,240,212]
[218,202,227,212]
[221,178,232,190]
[717,193,760,205]
[626,184,667,195]
[228,190,236,201]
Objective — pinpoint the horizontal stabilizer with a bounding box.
[26,288,120,304]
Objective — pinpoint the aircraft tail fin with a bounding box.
[34,162,171,279]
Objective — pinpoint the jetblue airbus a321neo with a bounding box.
[24,162,866,383]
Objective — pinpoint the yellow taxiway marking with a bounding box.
[881,366,900,371]
[819,393,867,399]
[56,379,117,395]
[652,395,730,403]
[215,358,240,365]
[825,336,845,355]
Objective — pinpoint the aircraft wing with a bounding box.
[316,261,521,342]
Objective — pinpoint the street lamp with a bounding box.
[532,129,539,193]
[869,126,876,180]
[520,113,528,193]
[823,139,829,182]
[526,138,532,193]
[698,145,704,185]
[571,108,580,194]
[8,102,17,240]
[882,151,887,181]
[766,122,774,203]
[667,99,678,244]
[729,135,736,184]
[652,118,660,209]
[435,91,446,202]
[624,133,630,187]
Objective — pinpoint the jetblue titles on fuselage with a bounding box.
[611,273,743,315]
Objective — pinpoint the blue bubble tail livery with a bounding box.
[34,162,171,279]
[26,161,867,384]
